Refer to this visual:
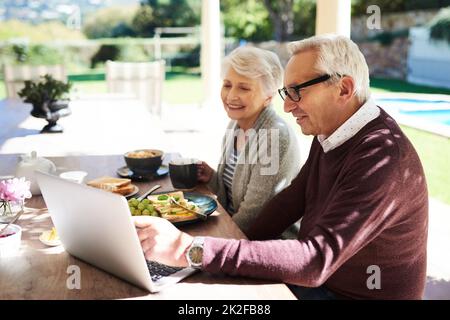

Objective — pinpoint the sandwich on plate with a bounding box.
[87,176,134,196]
[146,191,199,222]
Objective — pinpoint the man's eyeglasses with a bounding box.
[278,74,331,102]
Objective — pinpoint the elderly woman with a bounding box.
[197,46,301,236]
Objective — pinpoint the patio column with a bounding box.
[200,0,222,107]
[316,0,351,37]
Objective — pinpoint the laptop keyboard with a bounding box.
[146,260,184,282]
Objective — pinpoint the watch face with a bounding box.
[189,246,203,265]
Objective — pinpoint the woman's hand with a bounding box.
[197,161,214,183]
[133,216,194,267]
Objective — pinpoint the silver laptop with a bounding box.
[35,171,196,292]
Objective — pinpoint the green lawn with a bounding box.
[163,73,203,104]
[370,77,450,95]
[0,81,4,99]
[367,78,450,204]
[1,75,449,204]
[0,73,203,105]
[400,126,450,204]
[68,70,204,104]
[72,80,106,95]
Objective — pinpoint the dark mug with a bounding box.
[169,158,199,190]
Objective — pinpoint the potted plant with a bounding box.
[18,74,73,133]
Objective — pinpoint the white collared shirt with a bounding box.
[318,97,380,153]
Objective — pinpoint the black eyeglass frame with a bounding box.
[278,74,332,102]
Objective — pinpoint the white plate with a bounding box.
[39,230,62,247]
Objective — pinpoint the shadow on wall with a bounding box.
[423,277,450,299]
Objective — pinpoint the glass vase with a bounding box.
[0,200,24,223]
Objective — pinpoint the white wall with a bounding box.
[407,27,450,89]
[316,0,351,37]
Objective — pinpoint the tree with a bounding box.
[292,0,316,39]
[132,5,154,37]
[132,0,200,37]
[262,0,295,41]
[429,7,450,45]
[83,5,138,39]
[221,0,315,42]
[221,0,273,42]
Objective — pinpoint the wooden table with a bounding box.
[0,154,296,300]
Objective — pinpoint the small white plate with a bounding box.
[39,230,62,247]
[59,171,88,184]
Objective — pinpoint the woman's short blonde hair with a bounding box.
[288,34,371,103]
[222,46,283,97]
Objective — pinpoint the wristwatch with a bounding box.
[186,236,205,269]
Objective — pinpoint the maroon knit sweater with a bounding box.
[202,108,428,299]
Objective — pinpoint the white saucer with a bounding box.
[39,230,62,247]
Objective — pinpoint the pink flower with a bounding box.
[0,177,32,202]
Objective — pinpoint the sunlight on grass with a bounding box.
[69,75,203,104]
[72,80,107,95]
[0,81,4,99]
[163,74,203,105]
[400,126,450,205]
[0,75,203,104]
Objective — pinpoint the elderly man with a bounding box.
[134,35,428,300]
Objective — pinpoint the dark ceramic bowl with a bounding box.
[124,149,163,175]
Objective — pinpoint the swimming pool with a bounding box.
[375,98,450,127]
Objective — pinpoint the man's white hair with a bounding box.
[222,46,283,98]
[288,34,371,103]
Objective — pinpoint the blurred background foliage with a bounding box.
[132,0,201,37]
[2,0,450,43]
[1,0,450,73]
[429,6,450,44]
[82,5,139,39]
[352,0,450,15]
[0,20,85,42]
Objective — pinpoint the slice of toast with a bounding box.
[112,184,135,196]
[87,176,131,192]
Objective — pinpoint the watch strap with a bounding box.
[186,236,205,269]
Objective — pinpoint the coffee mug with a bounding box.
[169,158,199,190]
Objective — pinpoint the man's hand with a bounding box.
[133,216,194,267]
[197,161,214,183]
